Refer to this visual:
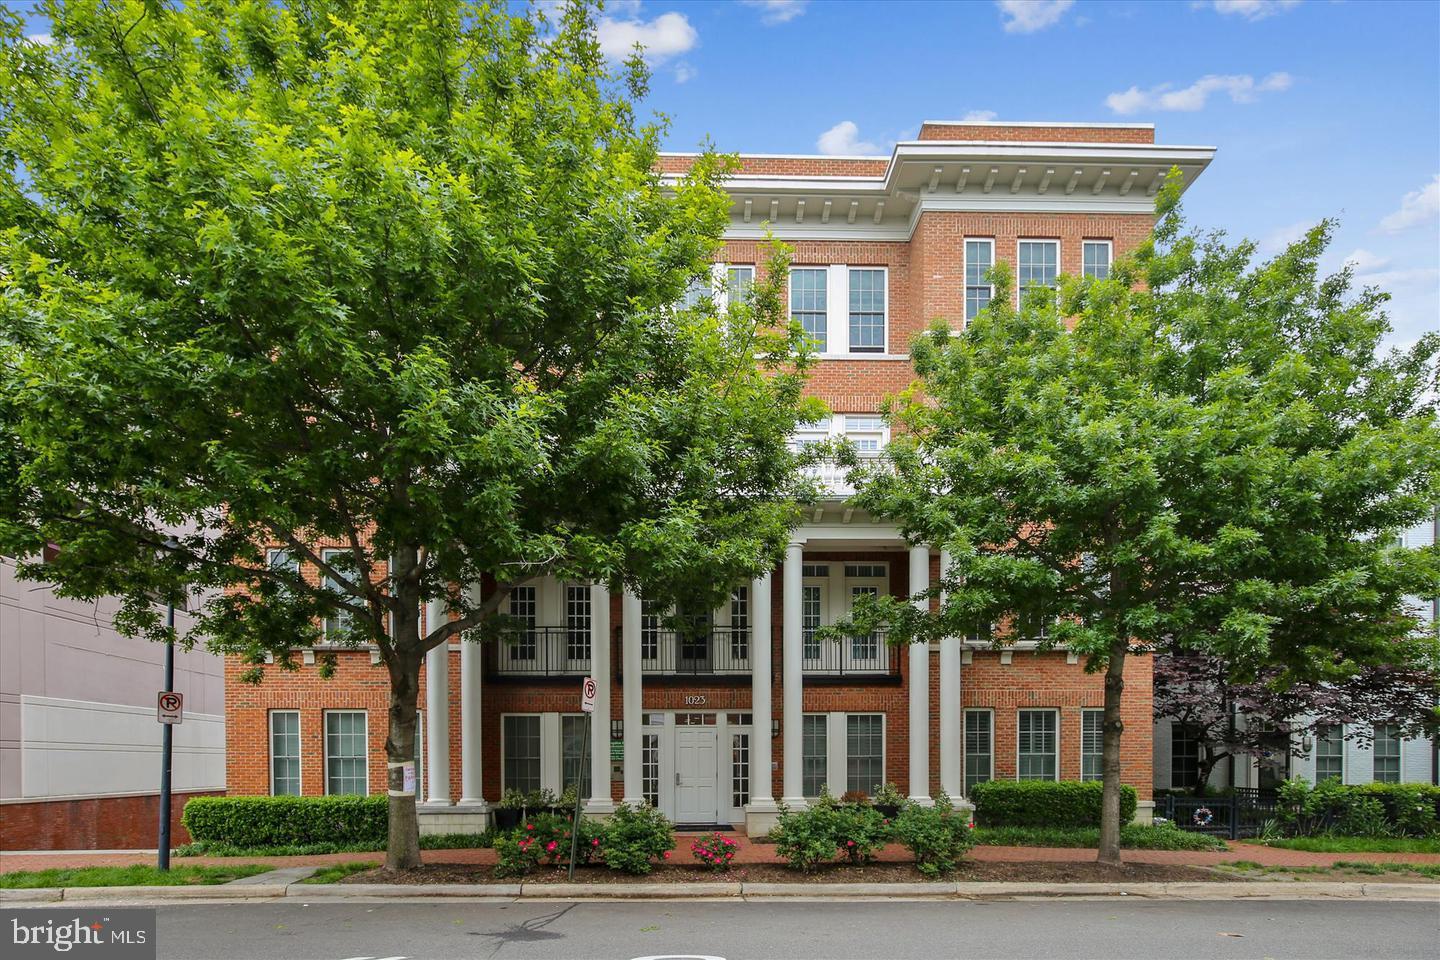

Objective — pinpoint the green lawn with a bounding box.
[0,864,272,889]
[973,824,1227,852]
[1242,836,1440,854]
[300,861,380,884]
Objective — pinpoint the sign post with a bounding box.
[568,677,598,880]
[156,602,176,870]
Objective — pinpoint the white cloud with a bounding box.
[1200,0,1301,21]
[25,33,53,45]
[607,0,644,13]
[816,120,880,156]
[596,11,697,65]
[963,110,999,121]
[1257,219,1319,257]
[995,0,1075,34]
[1377,175,1440,234]
[672,61,696,84]
[1342,249,1390,274]
[1352,266,1440,290]
[1105,72,1292,114]
[741,0,809,24]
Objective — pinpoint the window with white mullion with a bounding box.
[270,710,301,796]
[802,714,828,797]
[1081,709,1104,781]
[324,710,369,795]
[1373,724,1401,783]
[320,548,361,639]
[726,265,755,306]
[964,709,993,795]
[508,586,538,662]
[964,239,994,322]
[729,586,749,662]
[846,714,884,795]
[565,585,591,665]
[847,268,886,353]
[503,714,542,794]
[1315,723,1344,782]
[1017,240,1059,292]
[1082,241,1112,280]
[789,268,828,351]
[841,415,886,457]
[1017,709,1058,781]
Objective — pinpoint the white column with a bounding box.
[423,598,451,805]
[458,610,485,808]
[938,548,962,799]
[908,543,933,805]
[747,570,775,811]
[587,583,615,815]
[781,541,807,807]
[621,587,645,806]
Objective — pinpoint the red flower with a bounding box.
[546,841,557,852]
[591,838,600,847]
[525,824,534,831]
[846,840,855,847]
[663,851,671,859]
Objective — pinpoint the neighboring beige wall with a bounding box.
[0,557,224,800]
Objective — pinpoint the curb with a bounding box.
[0,880,1433,904]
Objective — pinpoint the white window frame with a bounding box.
[1016,239,1061,296]
[724,264,755,310]
[269,709,302,796]
[846,266,889,354]
[501,712,544,795]
[320,547,359,639]
[844,712,886,796]
[841,415,888,458]
[1372,723,1402,783]
[788,266,830,351]
[323,709,369,796]
[1080,708,1104,782]
[964,708,994,795]
[1016,708,1059,782]
[963,238,995,324]
[1082,240,1112,280]
[801,712,829,797]
[1314,722,1345,783]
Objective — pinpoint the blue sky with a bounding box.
[21,0,1439,346]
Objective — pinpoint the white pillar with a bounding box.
[423,598,451,805]
[748,570,775,811]
[587,583,615,815]
[621,587,645,806]
[938,548,962,799]
[458,613,485,808]
[908,543,933,805]
[781,541,807,807]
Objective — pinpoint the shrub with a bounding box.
[182,796,387,847]
[831,801,889,864]
[690,832,739,872]
[601,803,674,875]
[891,792,976,878]
[872,781,908,810]
[1277,779,1439,837]
[770,801,841,872]
[969,780,1137,828]
[1337,796,1391,838]
[492,832,541,878]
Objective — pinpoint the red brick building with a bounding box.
[225,120,1214,835]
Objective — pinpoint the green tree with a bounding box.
[0,0,819,870]
[836,177,1440,864]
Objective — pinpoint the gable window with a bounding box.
[802,714,828,797]
[846,714,884,795]
[270,710,301,796]
[964,709,993,795]
[789,268,828,350]
[847,268,886,353]
[1017,709,1058,781]
[1373,723,1401,783]
[1082,241,1112,280]
[1171,722,1200,790]
[727,266,755,305]
[965,239,994,322]
[1315,723,1344,782]
[503,715,542,794]
[324,710,369,795]
[1081,709,1104,781]
[1017,240,1059,292]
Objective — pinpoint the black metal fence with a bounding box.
[1156,788,1280,840]
[490,626,593,676]
[801,628,899,677]
[636,627,753,675]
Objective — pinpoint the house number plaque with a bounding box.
[683,695,707,706]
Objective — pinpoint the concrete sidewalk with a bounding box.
[4,834,1439,874]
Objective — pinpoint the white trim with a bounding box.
[1016,707,1060,782]
[843,712,886,796]
[268,709,302,797]
[1080,708,1104,782]
[919,120,1155,130]
[788,265,830,352]
[963,237,995,325]
[846,266,889,355]
[1082,239,1113,280]
[500,712,544,795]
[322,709,369,796]
[963,707,994,795]
[1016,239,1061,301]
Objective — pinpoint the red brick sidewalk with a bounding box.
[3,833,1437,875]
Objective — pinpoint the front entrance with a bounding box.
[674,727,718,823]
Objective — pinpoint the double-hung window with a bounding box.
[964,239,994,322]
[729,587,749,663]
[802,714,828,797]
[790,418,832,453]
[503,715,542,794]
[1017,709,1058,781]
[320,548,359,639]
[1170,723,1200,790]
[727,266,755,306]
[843,416,886,457]
[1017,241,1059,292]
[847,268,886,353]
[324,710,368,795]
[1315,723,1344,782]
[1082,241,1112,280]
[561,714,591,798]
[846,714,884,795]
[680,273,712,309]
[1081,710,1104,781]
[1373,724,1401,783]
[789,268,828,351]
[964,709,993,795]
[270,710,301,796]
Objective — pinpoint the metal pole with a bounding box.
[157,602,175,871]
[567,712,590,881]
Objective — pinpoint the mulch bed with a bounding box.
[338,860,1229,885]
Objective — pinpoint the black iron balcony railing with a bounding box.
[801,627,898,676]
[490,626,593,676]
[636,626,752,675]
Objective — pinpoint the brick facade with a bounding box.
[0,790,221,851]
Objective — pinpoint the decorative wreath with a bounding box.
[1192,806,1214,827]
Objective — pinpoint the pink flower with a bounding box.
[546,841,557,852]
[663,851,671,859]
[591,838,600,847]
[525,824,534,831]
[846,840,855,847]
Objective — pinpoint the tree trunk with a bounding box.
[1097,635,1128,866]
[383,573,425,873]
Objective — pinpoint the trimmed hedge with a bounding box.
[970,780,1138,828]
[182,795,388,847]
[1276,778,1440,837]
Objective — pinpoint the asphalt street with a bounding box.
[127,898,1440,960]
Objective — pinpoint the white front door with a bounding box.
[674,727,719,822]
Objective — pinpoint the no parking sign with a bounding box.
[580,676,597,713]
